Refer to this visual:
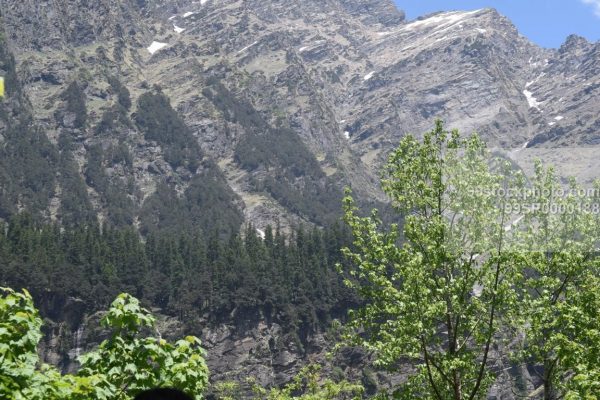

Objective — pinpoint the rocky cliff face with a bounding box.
[37,296,383,397]
[2,0,599,230]
[1,0,599,397]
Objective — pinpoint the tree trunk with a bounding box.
[543,359,557,400]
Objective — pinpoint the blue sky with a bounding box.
[394,1,600,48]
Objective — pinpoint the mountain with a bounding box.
[2,0,599,231]
[1,0,599,396]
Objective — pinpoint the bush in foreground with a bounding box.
[0,288,208,399]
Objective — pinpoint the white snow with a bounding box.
[393,10,486,52]
[147,41,168,54]
[523,90,541,110]
[183,11,196,18]
[237,41,258,54]
[256,229,265,239]
[511,141,529,155]
[173,25,185,33]
[168,15,177,20]
[404,10,482,31]
[344,131,350,139]
[554,115,564,121]
[525,72,545,88]
[364,71,375,81]
[298,46,309,53]
[514,140,530,153]
[339,120,346,124]
[377,31,393,37]
[549,122,556,126]
[201,0,209,4]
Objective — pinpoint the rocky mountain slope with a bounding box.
[1,0,599,397]
[2,0,599,231]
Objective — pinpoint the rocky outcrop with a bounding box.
[339,0,406,27]
[38,302,379,395]
[2,0,599,229]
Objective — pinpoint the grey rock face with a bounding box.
[526,37,600,147]
[339,0,406,27]
[3,0,598,229]
[0,0,149,51]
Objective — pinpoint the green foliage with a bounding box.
[183,163,245,234]
[0,288,44,399]
[0,214,356,335]
[0,121,58,219]
[235,127,321,178]
[250,365,363,400]
[84,143,135,226]
[214,366,363,400]
[340,120,600,399]
[213,381,244,400]
[95,105,132,135]
[510,163,600,398]
[57,134,96,226]
[139,170,244,237]
[77,293,209,399]
[340,121,522,399]
[0,26,20,99]
[61,81,87,129]
[135,90,199,171]
[0,289,208,399]
[107,76,132,110]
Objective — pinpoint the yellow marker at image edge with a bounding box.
[0,76,4,98]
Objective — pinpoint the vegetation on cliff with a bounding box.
[0,215,356,335]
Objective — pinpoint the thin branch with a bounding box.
[422,335,444,400]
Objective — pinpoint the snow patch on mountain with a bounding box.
[147,41,168,54]
[526,73,546,88]
[523,90,541,110]
[404,10,482,31]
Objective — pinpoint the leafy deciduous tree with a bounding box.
[340,121,600,399]
[0,288,209,399]
[340,121,522,399]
